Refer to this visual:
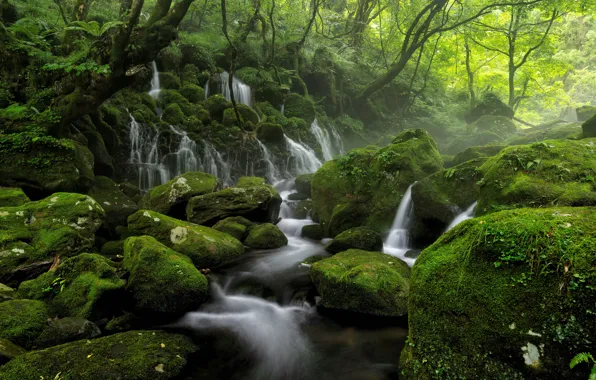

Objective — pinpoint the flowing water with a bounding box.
[220,71,253,107]
[445,201,478,232]
[383,184,416,266]
[284,135,323,175]
[309,119,346,161]
[148,61,161,100]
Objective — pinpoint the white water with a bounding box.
[384,184,416,266]
[148,61,161,99]
[201,140,233,187]
[128,114,168,191]
[310,119,335,161]
[445,201,478,232]
[284,136,323,175]
[220,71,252,107]
[280,103,285,115]
[204,79,210,100]
[329,125,346,156]
[257,139,282,184]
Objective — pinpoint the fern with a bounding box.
[571,353,594,369]
[65,21,123,38]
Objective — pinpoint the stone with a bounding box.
[0,299,48,348]
[0,339,26,365]
[325,227,383,253]
[244,223,288,249]
[212,216,252,241]
[87,176,138,237]
[295,174,313,196]
[0,187,29,207]
[36,317,101,348]
[301,224,323,240]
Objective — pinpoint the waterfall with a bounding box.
[201,140,233,187]
[310,119,335,161]
[148,61,161,100]
[220,71,252,107]
[166,126,199,177]
[257,139,281,184]
[204,79,210,100]
[383,184,416,265]
[128,114,168,191]
[445,201,478,232]
[280,103,285,115]
[284,136,323,176]
[329,125,346,156]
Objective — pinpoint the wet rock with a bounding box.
[295,174,313,196]
[212,216,252,241]
[0,339,26,365]
[0,299,48,348]
[0,187,29,207]
[287,192,309,201]
[87,176,138,237]
[325,227,383,254]
[582,114,596,138]
[0,283,15,302]
[301,224,323,240]
[244,223,288,249]
[236,176,265,188]
[36,317,101,348]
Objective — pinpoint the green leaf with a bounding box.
[570,352,593,369]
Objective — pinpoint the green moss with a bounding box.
[582,114,596,137]
[35,317,100,348]
[325,227,383,253]
[161,103,186,125]
[0,300,48,348]
[127,210,245,269]
[212,217,251,241]
[402,207,596,379]
[244,223,288,249]
[158,90,193,116]
[180,84,205,104]
[452,145,505,166]
[301,224,323,240]
[295,173,313,196]
[0,338,26,364]
[283,93,316,122]
[159,72,181,90]
[256,123,285,144]
[0,330,198,380]
[0,283,15,302]
[204,94,232,121]
[181,64,201,85]
[236,176,266,187]
[311,249,410,316]
[123,236,208,315]
[0,187,29,207]
[87,176,138,235]
[444,130,503,156]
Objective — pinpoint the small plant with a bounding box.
[42,276,66,295]
[570,352,596,379]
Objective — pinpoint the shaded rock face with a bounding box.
[452,145,505,166]
[127,210,245,269]
[0,299,48,349]
[582,114,596,137]
[123,236,208,316]
[87,176,138,238]
[311,129,443,237]
[311,249,410,316]
[0,187,29,207]
[0,192,105,287]
[0,330,198,380]
[244,223,288,249]
[212,216,252,241]
[186,185,282,226]
[464,95,514,124]
[0,338,26,365]
[401,207,596,379]
[36,317,101,348]
[325,227,383,253]
[301,224,323,240]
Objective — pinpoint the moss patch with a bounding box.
[244,223,288,249]
[0,299,48,348]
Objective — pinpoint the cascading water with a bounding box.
[310,119,335,161]
[329,124,346,156]
[384,184,416,265]
[284,135,323,176]
[165,125,199,177]
[220,71,253,107]
[201,140,233,187]
[148,61,161,100]
[257,139,282,184]
[280,103,285,115]
[128,114,168,191]
[204,79,210,100]
[445,201,478,232]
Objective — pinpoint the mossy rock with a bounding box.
[444,130,503,156]
[582,114,596,138]
[325,227,383,253]
[140,172,218,218]
[410,158,486,245]
[476,139,596,215]
[204,94,232,121]
[311,129,443,237]
[157,90,194,116]
[87,176,138,236]
[212,217,251,241]
[577,105,596,121]
[127,210,245,269]
[16,254,125,321]
[0,135,94,198]
[236,176,266,187]
[244,223,288,249]
[0,330,198,380]
[181,64,202,86]
[186,185,282,226]
[0,193,105,287]
[159,72,181,90]
[0,283,15,302]
[35,317,101,348]
[123,236,208,315]
[311,249,410,316]
[0,300,48,348]
[0,338,26,365]
[283,93,316,122]
[465,94,514,124]
[0,187,29,207]
[401,207,596,379]
[301,224,323,240]
[504,123,582,146]
[222,104,259,127]
[287,192,309,201]
[162,103,186,125]
[118,182,141,199]
[472,115,517,134]
[180,84,205,103]
[452,145,505,166]
[257,123,285,144]
[295,173,313,196]
[293,199,312,219]
[99,240,124,260]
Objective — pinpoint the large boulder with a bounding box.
[87,176,138,236]
[244,223,288,249]
[582,114,596,138]
[16,254,125,321]
[0,338,26,365]
[0,193,105,286]
[35,317,101,348]
[311,129,443,237]
[0,300,48,348]
[472,115,517,135]
[0,330,198,380]
[464,94,514,124]
[0,283,14,302]
[212,216,252,241]
[504,123,582,146]
[311,249,410,316]
[401,207,596,379]
[452,145,505,166]
[295,173,313,196]
[325,227,383,253]
[186,185,282,226]
[410,158,486,245]
[127,210,244,268]
[0,187,29,207]
[139,172,218,218]
[444,130,503,156]
[476,139,596,215]
[123,236,208,315]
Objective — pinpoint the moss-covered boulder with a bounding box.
[0,134,94,198]
[283,93,316,122]
[0,338,26,365]
[186,185,282,226]
[16,254,125,321]
[0,300,48,348]
[476,139,596,215]
[401,207,596,379]
[452,145,505,166]
[162,103,186,125]
[325,227,383,253]
[212,216,252,241]
[504,123,582,146]
[222,104,259,127]
[465,94,514,124]
[0,187,29,207]
[140,172,218,218]
[180,84,205,103]
[577,105,596,122]
[582,114,596,138]
[123,236,208,315]
[0,193,105,286]
[411,158,486,245]
[295,173,313,196]
[0,330,198,380]
[301,224,323,240]
[127,210,244,268]
[244,223,288,249]
[311,250,410,316]
[444,130,503,156]
[0,283,14,302]
[257,122,285,144]
[204,94,232,121]
[311,129,443,237]
[87,176,138,236]
[287,192,308,201]
[159,72,181,90]
[236,176,266,188]
[36,317,101,348]
[473,115,517,134]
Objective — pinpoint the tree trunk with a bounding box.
[464,36,476,108]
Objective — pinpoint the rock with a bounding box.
[0,338,26,365]
[36,317,101,348]
[577,105,596,121]
[464,94,514,124]
[123,236,208,315]
[180,84,205,103]
[311,249,410,316]
[16,254,125,321]
[476,139,596,215]
[118,182,141,199]
[0,300,48,348]
[99,240,124,260]
[301,224,323,240]
[127,210,245,268]
[162,103,186,125]
[159,72,181,90]
[311,129,443,237]
[283,93,316,123]
[244,223,288,249]
[410,158,486,245]
[105,312,139,332]
[295,174,313,196]
[582,114,596,138]
[0,192,105,287]
[505,123,582,145]
[452,145,505,166]
[472,115,517,134]
[222,104,259,126]
[0,283,15,302]
[325,227,383,253]
[139,172,218,218]
[401,207,596,379]
[186,185,282,226]
[444,130,503,156]
[404,249,421,259]
[204,94,232,121]
[212,216,252,241]
[0,135,94,198]
[292,199,312,219]
[87,176,138,237]
[257,123,285,144]
[0,330,198,379]
[287,192,309,201]
[0,187,29,207]
[236,176,266,188]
